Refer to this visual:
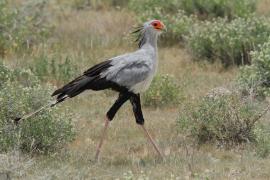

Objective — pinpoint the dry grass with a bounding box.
[52,8,135,53]
[0,151,35,179]
[257,0,270,15]
[2,4,270,180]
[159,47,237,98]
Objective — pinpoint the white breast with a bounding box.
[130,73,154,93]
[130,48,158,94]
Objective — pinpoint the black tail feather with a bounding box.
[52,60,112,100]
[52,75,94,99]
[14,59,122,125]
[50,96,69,107]
[14,117,22,125]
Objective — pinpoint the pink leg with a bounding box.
[95,117,110,161]
[140,125,164,159]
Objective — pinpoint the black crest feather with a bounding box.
[132,26,146,48]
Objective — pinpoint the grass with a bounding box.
[1,1,270,179]
[257,0,270,15]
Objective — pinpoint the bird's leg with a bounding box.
[140,124,164,159]
[130,94,164,159]
[95,92,131,161]
[95,117,110,162]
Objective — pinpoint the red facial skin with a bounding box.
[150,20,166,31]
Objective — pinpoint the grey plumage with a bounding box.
[101,20,163,94]
[52,19,165,98]
[101,48,154,93]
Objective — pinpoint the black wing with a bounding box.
[51,60,112,99]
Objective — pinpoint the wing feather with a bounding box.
[102,52,152,89]
[112,62,150,87]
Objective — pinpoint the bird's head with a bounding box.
[132,20,166,48]
[145,20,166,34]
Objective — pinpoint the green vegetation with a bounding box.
[178,93,264,145]
[0,0,52,56]
[178,91,270,157]
[0,63,74,153]
[129,0,257,44]
[254,124,270,157]
[238,39,270,97]
[187,16,270,67]
[143,74,181,107]
[30,54,79,83]
[69,0,129,10]
[180,0,257,19]
[129,0,195,44]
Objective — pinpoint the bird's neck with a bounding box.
[140,30,158,50]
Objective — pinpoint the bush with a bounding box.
[187,16,270,67]
[129,0,195,44]
[0,61,12,86]
[129,0,256,44]
[0,63,75,153]
[254,125,270,157]
[238,40,270,97]
[0,0,52,56]
[30,54,79,83]
[180,0,257,20]
[68,0,129,10]
[0,61,39,87]
[143,74,181,107]
[177,93,265,145]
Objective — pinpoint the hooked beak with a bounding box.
[157,22,167,32]
[162,25,167,32]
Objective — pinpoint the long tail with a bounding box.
[51,60,112,100]
[51,75,95,100]
[14,96,69,124]
[14,60,112,124]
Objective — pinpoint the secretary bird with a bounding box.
[15,19,166,160]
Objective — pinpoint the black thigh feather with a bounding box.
[106,92,144,124]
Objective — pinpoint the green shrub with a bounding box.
[129,0,256,44]
[0,63,75,153]
[0,0,52,56]
[238,40,270,97]
[0,61,39,87]
[69,0,129,10]
[180,0,257,20]
[129,0,181,15]
[187,16,270,67]
[143,74,181,107]
[129,0,195,44]
[0,61,12,86]
[178,93,264,145]
[254,125,270,157]
[31,54,79,83]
